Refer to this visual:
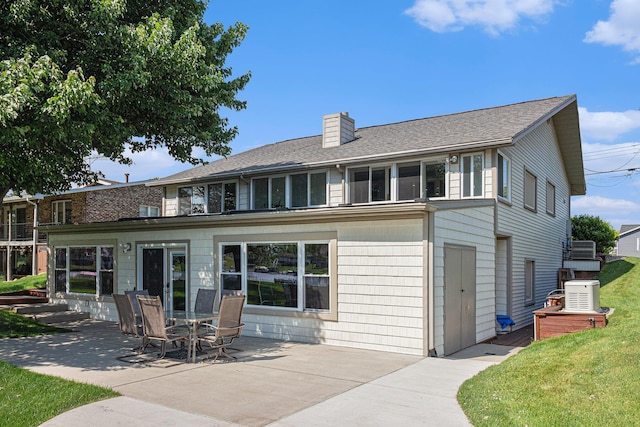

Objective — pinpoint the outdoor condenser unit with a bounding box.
[564,280,600,313]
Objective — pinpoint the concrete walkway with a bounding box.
[0,320,524,426]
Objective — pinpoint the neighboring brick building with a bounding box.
[1,180,162,280]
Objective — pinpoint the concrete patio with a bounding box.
[0,319,524,426]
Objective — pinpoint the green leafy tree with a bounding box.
[571,214,618,254]
[0,0,250,199]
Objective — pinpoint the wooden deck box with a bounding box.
[533,305,608,340]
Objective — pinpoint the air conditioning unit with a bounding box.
[571,240,596,260]
[564,280,600,313]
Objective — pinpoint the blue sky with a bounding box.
[91,0,640,231]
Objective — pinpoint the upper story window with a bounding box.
[348,166,391,204]
[397,163,421,200]
[546,180,556,216]
[424,160,446,198]
[52,200,72,224]
[462,153,484,198]
[139,205,160,217]
[252,172,328,209]
[524,169,537,212]
[179,182,237,215]
[208,182,238,213]
[396,160,446,200]
[497,152,510,201]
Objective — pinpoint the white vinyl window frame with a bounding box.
[347,164,392,204]
[497,151,511,202]
[178,181,238,214]
[53,245,114,296]
[52,200,72,224]
[524,168,537,212]
[461,153,484,198]
[251,172,329,209]
[139,205,160,217]
[546,180,556,217]
[524,259,535,306]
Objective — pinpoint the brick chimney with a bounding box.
[322,112,355,148]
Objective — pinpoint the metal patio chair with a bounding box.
[113,293,149,353]
[137,295,189,359]
[194,288,217,314]
[197,294,246,361]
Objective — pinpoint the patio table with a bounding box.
[165,310,217,363]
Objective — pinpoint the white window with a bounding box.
[207,182,237,213]
[525,259,535,305]
[52,200,72,224]
[219,241,331,312]
[524,169,537,211]
[291,172,327,208]
[54,246,114,296]
[462,154,484,198]
[424,159,446,199]
[178,182,237,214]
[497,152,510,200]
[348,166,391,203]
[178,186,205,214]
[546,181,556,216]
[397,162,421,201]
[139,205,160,217]
[252,172,328,209]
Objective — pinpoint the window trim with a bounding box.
[139,205,160,217]
[178,181,239,214]
[497,151,511,202]
[461,153,484,198]
[546,180,556,217]
[53,244,115,297]
[524,258,535,306]
[251,171,329,209]
[524,168,537,212]
[52,199,72,224]
[214,232,337,321]
[347,164,392,204]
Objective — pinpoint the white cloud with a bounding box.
[572,195,640,230]
[89,147,200,182]
[404,0,556,35]
[584,0,640,58]
[578,107,640,141]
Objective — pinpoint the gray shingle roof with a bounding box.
[620,225,640,235]
[152,95,579,186]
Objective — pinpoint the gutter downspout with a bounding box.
[426,210,437,356]
[5,211,11,282]
[25,197,39,276]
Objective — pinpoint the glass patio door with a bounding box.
[169,250,186,311]
[140,246,188,312]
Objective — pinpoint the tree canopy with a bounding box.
[571,214,618,255]
[0,0,250,199]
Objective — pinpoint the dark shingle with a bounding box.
[153,95,576,185]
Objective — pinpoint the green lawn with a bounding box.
[458,257,640,426]
[0,274,47,293]
[1,275,118,426]
[0,360,118,427]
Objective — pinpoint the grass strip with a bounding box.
[0,274,47,294]
[0,310,69,338]
[0,360,118,427]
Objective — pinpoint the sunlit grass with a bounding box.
[458,257,640,426]
[0,273,47,293]
[0,360,117,426]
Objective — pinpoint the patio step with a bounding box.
[13,303,70,315]
[30,310,90,324]
[12,303,90,324]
